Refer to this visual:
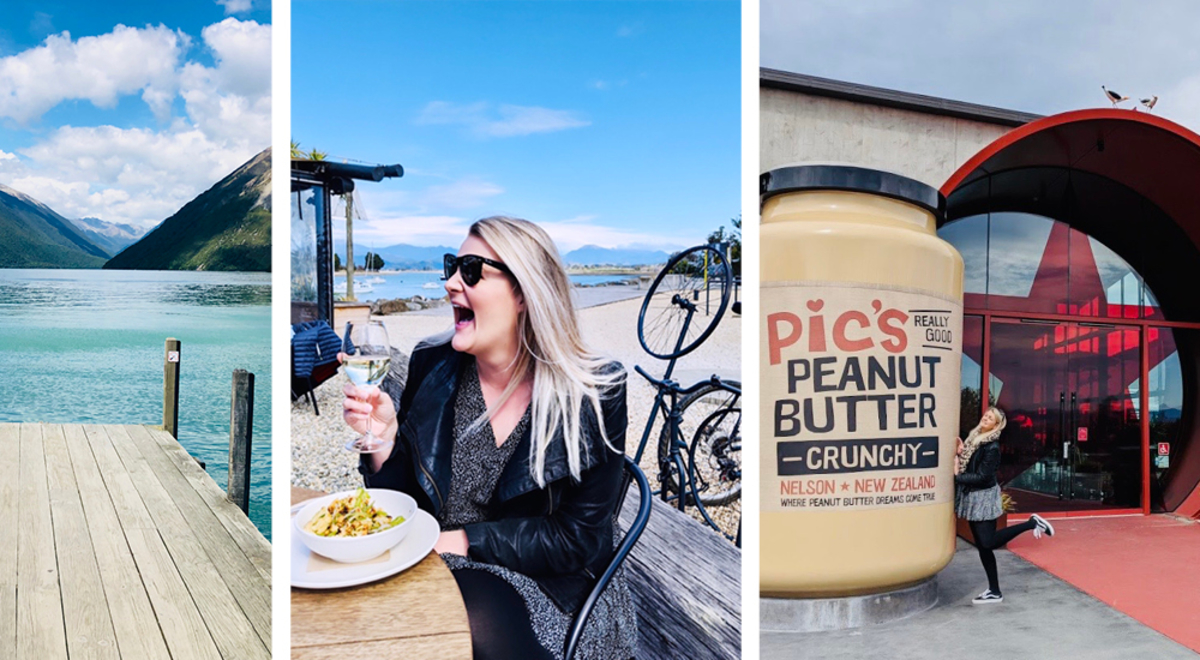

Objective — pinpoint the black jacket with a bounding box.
[955,441,1000,492]
[362,333,628,612]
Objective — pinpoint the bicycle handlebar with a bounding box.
[633,364,741,397]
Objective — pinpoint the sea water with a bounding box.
[0,269,273,539]
[334,271,637,301]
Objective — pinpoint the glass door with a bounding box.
[988,319,1143,511]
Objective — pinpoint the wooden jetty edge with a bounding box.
[0,422,271,659]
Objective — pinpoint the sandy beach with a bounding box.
[292,288,741,537]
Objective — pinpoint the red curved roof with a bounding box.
[941,108,1200,517]
[941,108,1200,248]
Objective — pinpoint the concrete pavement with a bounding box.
[762,539,1198,660]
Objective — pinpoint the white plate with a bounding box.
[291,505,440,589]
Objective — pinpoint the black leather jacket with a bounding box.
[361,333,627,612]
[955,441,1001,492]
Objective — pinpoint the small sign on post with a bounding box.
[228,369,254,515]
[1158,442,1170,456]
[163,338,181,439]
[1077,427,1088,442]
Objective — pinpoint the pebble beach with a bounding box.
[292,285,741,538]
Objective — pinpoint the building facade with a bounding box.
[762,68,1200,518]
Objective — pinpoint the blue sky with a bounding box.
[0,0,271,228]
[292,1,740,253]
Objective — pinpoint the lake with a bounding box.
[334,270,638,301]
[0,269,273,539]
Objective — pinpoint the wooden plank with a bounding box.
[70,425,172,660]
[125,529,224,660]
[43,425,120,660]
[105,425,269,658]
[85,426,223,660]
[292,554,471,647]
[144,426,271,582]
[0,424,19,659]
[84,425,156,531]
[16,424,68,659]
[618,486,741,659]
[292,633,473,660]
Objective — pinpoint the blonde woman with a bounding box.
[955,406,1056,605]
[344,217,635,659]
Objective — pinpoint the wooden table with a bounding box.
[0,423,272,659]
[290,486,473,659]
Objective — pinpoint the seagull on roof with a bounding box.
[1140,95,1158,112]
[1102,85,1129,107]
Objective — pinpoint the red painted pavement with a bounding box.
[1007,515,1200,653]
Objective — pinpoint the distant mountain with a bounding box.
[0,184,108,268]
[329,241,674,270]
[105,148,271,272]
[69,217,146,257]
[334,242,454,271]
[563,245,672,267]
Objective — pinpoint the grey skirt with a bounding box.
[955,484,1003,521]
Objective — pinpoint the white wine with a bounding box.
[343,355,391,387]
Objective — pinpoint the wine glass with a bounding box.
[342,320,393,453]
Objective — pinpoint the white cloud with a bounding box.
[536,217,692,252]
[216,0,253,15]
[5,18,271,228]
[417,178,504,210]
[616,22,643,38]
[0,24,186,124]
[17,124,259,227]
[415,101,590,138]
[590,79,627,91]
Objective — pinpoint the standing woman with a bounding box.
[343,217,635,659]
[956,407,1057,604]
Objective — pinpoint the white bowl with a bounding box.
[293,488,418,563]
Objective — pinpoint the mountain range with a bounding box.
[333,241,673,269]
[0,184,110,268]
[1,148,271,271]
[105,148,271,271]
[69,217,146,257]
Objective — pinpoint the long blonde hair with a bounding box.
[468,216,624,486]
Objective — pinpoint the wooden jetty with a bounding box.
[619,487,741,659]
[0,422,271,659]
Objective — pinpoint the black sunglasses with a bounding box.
[443,253,512,287]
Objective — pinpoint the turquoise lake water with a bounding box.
[334,271,637,301]
[0,269,272,539]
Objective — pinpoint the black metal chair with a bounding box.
[564,456,652,660]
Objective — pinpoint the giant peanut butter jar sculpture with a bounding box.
[760,165,963,598]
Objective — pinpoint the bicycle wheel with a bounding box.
[638,245,731,360]
[657,381,741,507]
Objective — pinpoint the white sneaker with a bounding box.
[1030,513,1055,538]
[972,589,1003,604]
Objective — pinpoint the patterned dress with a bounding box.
[438,360,637,660]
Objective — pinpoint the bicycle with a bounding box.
[630,244,741,544]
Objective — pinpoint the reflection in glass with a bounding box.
[990,321,1142,511]
[940,215,987,297]
[987,213,1064,313]
[960,315,986,438]
[292,187,322,303]
[1142,327,1184,512]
